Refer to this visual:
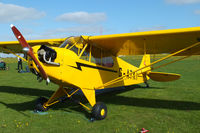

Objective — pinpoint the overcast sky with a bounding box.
[0,0,200,41]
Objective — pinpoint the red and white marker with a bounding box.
[140,128,149,133]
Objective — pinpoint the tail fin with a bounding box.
[139,54,151,72]
[139,55,181,82]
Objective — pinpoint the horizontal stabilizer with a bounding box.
[148,72,181,82]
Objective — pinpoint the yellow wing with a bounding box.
[0,38,66,53]
[86,27,200,55]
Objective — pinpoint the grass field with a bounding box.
[0,56,200,133]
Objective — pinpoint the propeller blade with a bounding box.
[11,24,50,83]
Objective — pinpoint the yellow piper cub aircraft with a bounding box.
[0,25,200,120]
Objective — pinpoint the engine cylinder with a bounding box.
[38,45,57,63]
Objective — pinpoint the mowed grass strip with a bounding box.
[0,56,200,133]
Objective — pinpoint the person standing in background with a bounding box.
[17,57,23,72]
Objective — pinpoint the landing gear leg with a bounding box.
[143,73,150,88]
[144,81,149,88]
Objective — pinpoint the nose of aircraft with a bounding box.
[10,24,50,84]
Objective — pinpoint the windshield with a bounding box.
[59,37,74,48]
[59,36,87,56]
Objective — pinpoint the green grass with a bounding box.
[0,56,200,133]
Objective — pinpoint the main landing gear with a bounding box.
[34,87,108,120]
[91,102,107,120]
[35,97,49,112]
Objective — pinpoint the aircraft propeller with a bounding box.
[10,24,50,84]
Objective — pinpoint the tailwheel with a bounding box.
[91,102,107,120]
[35,97,49,112]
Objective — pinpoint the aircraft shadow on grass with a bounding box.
[0,85,199,117]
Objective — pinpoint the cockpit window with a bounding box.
[60,36,85,55]
[60,36,114,67]
[90,46,114,67]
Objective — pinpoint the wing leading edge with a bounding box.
[0,38,66,53]
[86,27,200,56]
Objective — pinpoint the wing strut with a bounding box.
[96,41,200,89]
[1,47,27,62]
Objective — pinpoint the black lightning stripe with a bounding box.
[69,62,117,73]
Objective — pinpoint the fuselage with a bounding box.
[29,36,149,90]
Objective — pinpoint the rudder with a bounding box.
[139,54,151,72]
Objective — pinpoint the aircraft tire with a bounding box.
[91,102,107,120]
[35,97,49,112]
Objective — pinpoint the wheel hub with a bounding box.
[100,109,105,116]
